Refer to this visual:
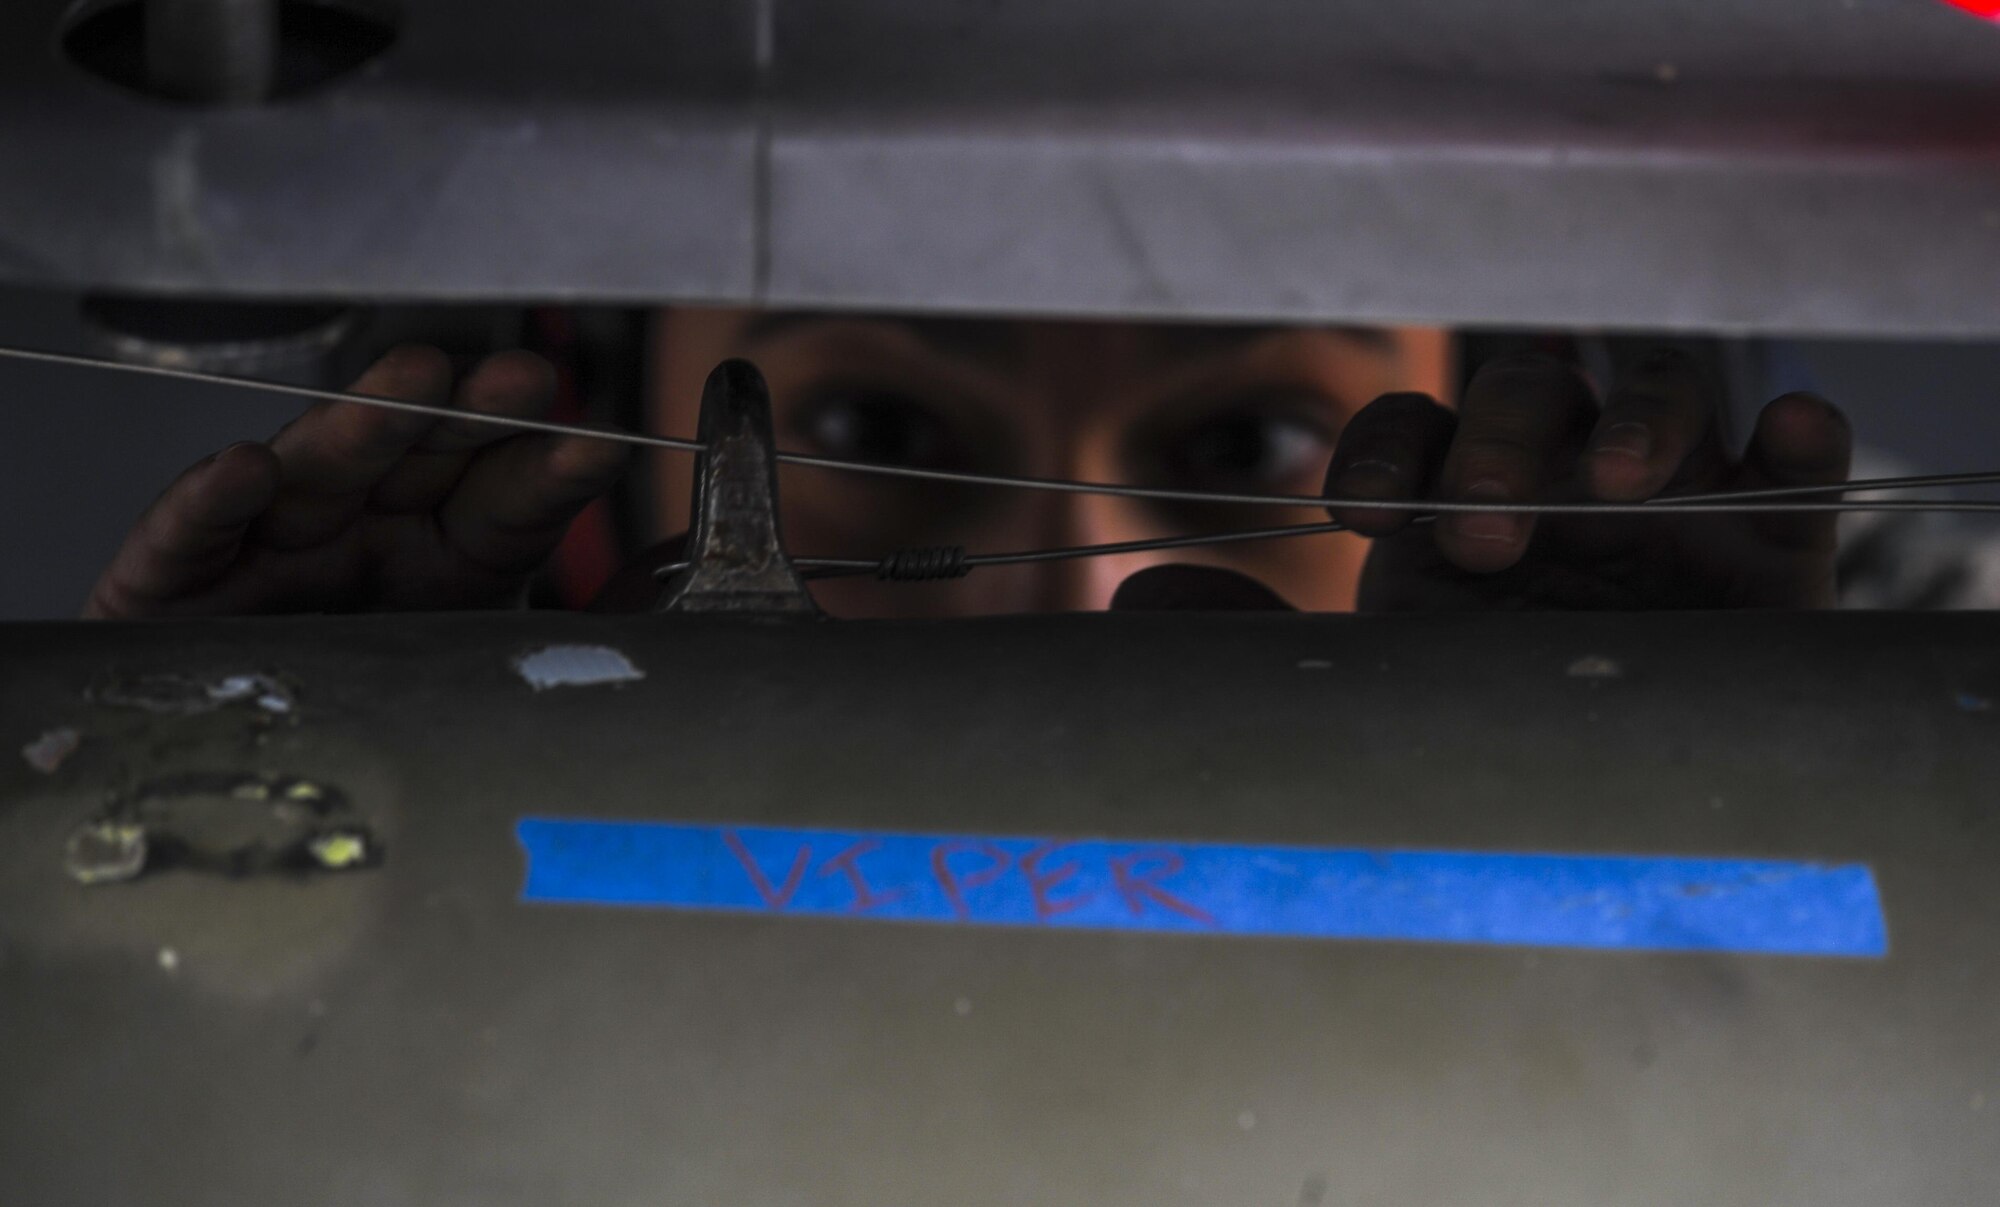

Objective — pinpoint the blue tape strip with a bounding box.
[516,819,1887,957]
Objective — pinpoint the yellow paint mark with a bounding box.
[309,832,368,869]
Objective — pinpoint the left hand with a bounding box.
[1320,349,1852,610]
[83,346,629,618]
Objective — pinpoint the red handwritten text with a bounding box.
[722,829,1215,927]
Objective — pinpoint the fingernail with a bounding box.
[1592,422,1653,462]
[1336,458,1402,498]
[1450,479,1523,545]
[202,441,254,468]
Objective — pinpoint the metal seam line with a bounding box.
[6,344,2000,517]
[748,0,776,302]
[652,519,1406,582]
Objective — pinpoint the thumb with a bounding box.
[84,442,280,619]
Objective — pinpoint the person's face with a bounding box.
[649,309,1452,617]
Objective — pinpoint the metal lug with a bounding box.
[656,359,820,617]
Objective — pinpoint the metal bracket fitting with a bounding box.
[655,359,820,616]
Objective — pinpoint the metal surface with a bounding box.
[1,609,1997,1205]
[1,0,1997,334]
[144,0,278,104]
[78,294,360,381]
[8,0,758,303]
[657,358,818,615]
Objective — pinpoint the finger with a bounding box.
[254,345,453,549]
[84,441,281,618]
[435,430,630,576]
[369,350,557,514]
[1583,347,1721,501]
[1733,391,1853,552]
[1435,352,1598,573]
[1321,392,1456,537]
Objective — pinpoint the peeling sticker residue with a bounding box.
[308,831,370,870]
[208,674,294,715]
[65,773,379,885]
[92,671,295,717]
[513,645,645,691]
[65,821,149,885]
[22,727,82,774]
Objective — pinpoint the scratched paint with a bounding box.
[515,820,1888,957]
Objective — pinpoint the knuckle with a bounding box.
[1344,393,1452,455]
[1602,383,1684,415]
[1453,422,1543,462]
[1767,390,1849,428]
[1599,385,1701,435]
[481,347,554,376]
[1464,355,1594,428]
[549,438,628,484]
[378,343,451,374]
[1470,350,1571,384]
[1446,433,1544,487]
[352,344,453,400]
[471,349,557,396]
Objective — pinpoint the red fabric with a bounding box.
[530,308,623,609]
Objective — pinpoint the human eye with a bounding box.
[1158,401,1336,495]
[785,383,969,471]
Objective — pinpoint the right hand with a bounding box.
[84,345,629,618]
[1323,351,1852,611]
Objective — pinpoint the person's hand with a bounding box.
[84,346,628,618]
[1322,350,1852,610]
